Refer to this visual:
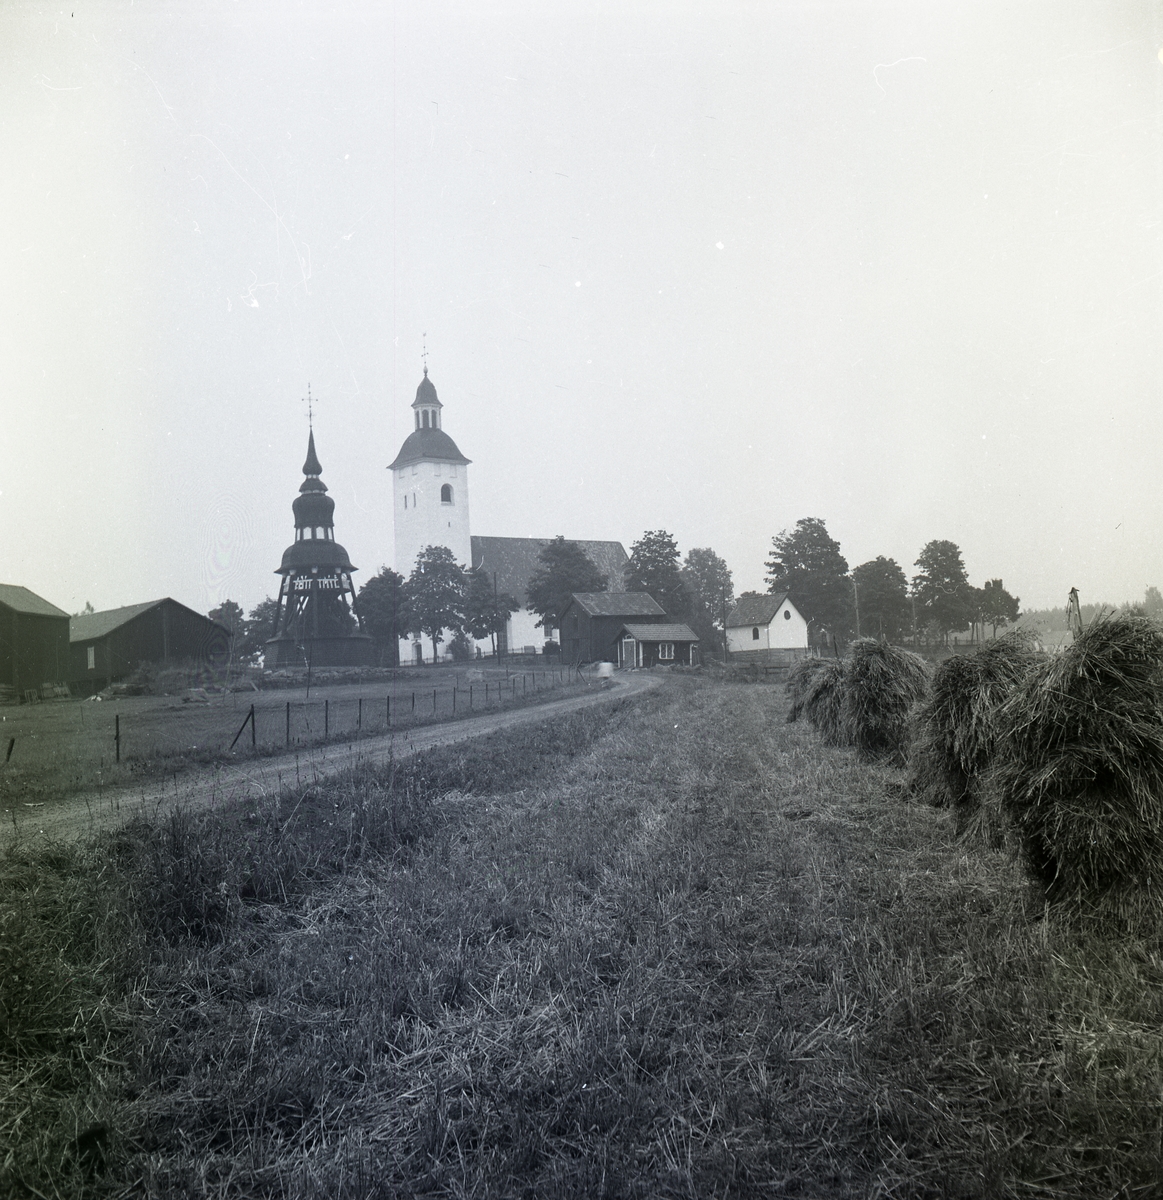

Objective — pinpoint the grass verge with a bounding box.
[4,678,1163,1197]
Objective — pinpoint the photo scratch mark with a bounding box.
[872,56,927,97]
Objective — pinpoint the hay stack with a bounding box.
[994,614,1163,907]
[801,658,848,745]
[785,657,830,723]
[842,639,929,764]
[908,632,1042,824]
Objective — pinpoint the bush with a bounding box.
[447,631,474,662]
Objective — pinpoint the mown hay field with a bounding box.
[0,665,584,810]
[4,674,1163,1197]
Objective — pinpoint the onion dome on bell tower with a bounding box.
[263,408,375,669]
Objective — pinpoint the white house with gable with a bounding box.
[726,592,809,664]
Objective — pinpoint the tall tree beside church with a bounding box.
[681,547,734,655]
[241,597,280,663]
[403,545,467,663]
[208,600,245,650]
[462,569,519,657]
[626,529,690,617]
[851,557,910,642]
[978,578,1020,638]
[911,540,975,642]
[526,536,608,632]
[765,517,853,637]
[357,566,408,666]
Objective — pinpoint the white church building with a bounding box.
[390,369,628,662]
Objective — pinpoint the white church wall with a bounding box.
[394,460,472,577]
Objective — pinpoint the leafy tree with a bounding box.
[682,547,734,656]
[404,545,467,663]
[1145,586,1163,618]
[242,597,280,663]
[912,540,975,642]
[357,566,407,667]
[765,517,853,637]
[463,569,519,657]
[626,529,690,618]
[209,600,245,642]
[851,557,910,642]
[979,578,1020,638]
[526,536,608,632]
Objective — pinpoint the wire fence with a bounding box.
[106,665,585,763]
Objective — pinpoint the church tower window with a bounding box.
[441,484,453,504]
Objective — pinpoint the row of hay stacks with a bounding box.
[787,617,1163,918]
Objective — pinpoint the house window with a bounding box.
[441,484,453,504]
[659,643,675,660]
[404,495,408,509]
[87,646,95,671]
[784,610,791,619]
[752,627,760,640]
[423,410,430,428]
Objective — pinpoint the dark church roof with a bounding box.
[389,427,471,470]
[470,537,628,608]
[0,584,69,619]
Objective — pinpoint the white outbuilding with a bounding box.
[726,592,810,664]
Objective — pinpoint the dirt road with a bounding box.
[4,672,664,844]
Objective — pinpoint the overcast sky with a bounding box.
[3,1,1161,617]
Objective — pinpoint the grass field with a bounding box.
[0,664,584,810]
[4,675,1163,1197]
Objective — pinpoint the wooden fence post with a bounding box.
[115,714,120,763]
[286,701,291,747]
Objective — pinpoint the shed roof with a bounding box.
[620,623,699,642]
[726,592,792,628]
[570,592,666,618]
[471,537,629,608]
[70,599,227,644]
[0,584,69,619]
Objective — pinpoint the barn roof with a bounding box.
[471,537,629,608]
[620,623,699,642]
[570,592,666,618]
[0,584,69,619]
[727,592,792,628]
[70,599,227,643]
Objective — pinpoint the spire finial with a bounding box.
[302,383,318,429]
[421,334,428,377]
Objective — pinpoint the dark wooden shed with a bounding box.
[559,592,669,665]
[0,584,71,700]
[616,623,700,668]
[70,598,230,693]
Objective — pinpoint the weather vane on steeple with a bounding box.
[421,333,428,376]
[302,383,319,429]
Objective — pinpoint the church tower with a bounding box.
[389,367,472,578]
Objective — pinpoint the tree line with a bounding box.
[763,517,1019,647]
[209,518,1018,666]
